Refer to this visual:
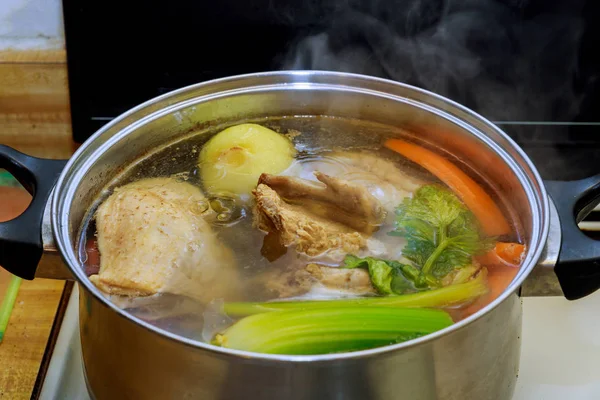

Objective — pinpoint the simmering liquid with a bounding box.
[78,116,522,345]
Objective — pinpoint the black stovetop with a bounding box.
[62,0,600,180]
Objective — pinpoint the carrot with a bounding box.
[477,242,525,268]
[85,239,100,275]
[384,139,511,236]
[463,242,524,317]
[494,242,525,265]
[461,265,519,318]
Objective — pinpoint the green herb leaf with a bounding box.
[394,185,494,285]
[342,254,368,269]
[390,268,417,293]
[342,255,396,295]
[368,260,396,295]
[342,255,422,294]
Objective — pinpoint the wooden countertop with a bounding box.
[0,278,69,399]
[0,48,75,400]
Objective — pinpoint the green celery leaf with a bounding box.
[396,185,464,229]
[342,256,420,295]
[402,234,436,267]
[368,260,396,295]
[393,184,494,285]
[390,268,417,293]
[342,255,396,295]
[342,254,368,269]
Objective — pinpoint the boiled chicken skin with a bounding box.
[262,263,376,298]
[258,172,386,233]
[283,151,424,216]
[305,263,376,294]
[90,177,239,302]
[253,182,367,258]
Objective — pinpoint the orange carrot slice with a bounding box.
[85,239,101,275]
[494,242,525,266]
[477,242,525,268]
[384,139,511,236]
[461,265,519,318]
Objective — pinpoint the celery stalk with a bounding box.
[214,307,453,355]
[223,272,488,318]
[0,275,22,343]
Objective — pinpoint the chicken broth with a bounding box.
[79,117,524,351]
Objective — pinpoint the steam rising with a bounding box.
[282,0,585,121]
[279,0,592,178]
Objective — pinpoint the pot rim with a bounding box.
[52,70,550,362]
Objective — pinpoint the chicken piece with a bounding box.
[258,172,386,233]
[282,151,425,215]
[262,267,316,298]
[262,263,376,298]
[90,177,239,302]
[306,264,376,294]
[253,183,367,258]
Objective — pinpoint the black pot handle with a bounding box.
[545,173,600,300]
[0,145,67,279]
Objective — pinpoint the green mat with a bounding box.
[0,170,21,187]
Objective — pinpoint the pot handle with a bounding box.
[0,145,67,279]
[545,173,600,300]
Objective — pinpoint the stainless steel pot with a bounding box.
[2,71,600,400]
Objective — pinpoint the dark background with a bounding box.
[62,0,600,180]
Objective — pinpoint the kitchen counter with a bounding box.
[516,291,600,399]
[0,277,66,399]
[0,48,74,399]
